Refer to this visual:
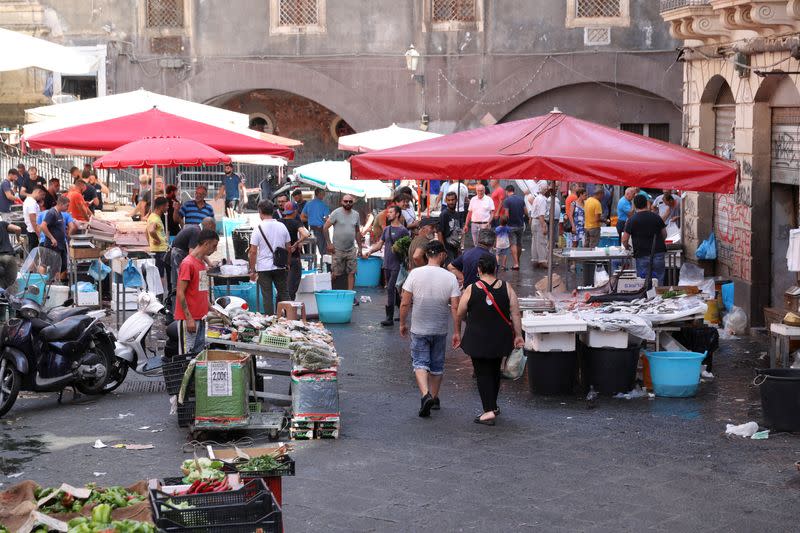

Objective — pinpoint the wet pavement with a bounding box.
[2,264,800,531]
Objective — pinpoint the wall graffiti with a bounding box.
[734,181,752,207]
[715,193,752,282]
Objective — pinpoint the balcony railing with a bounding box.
[660,0,710,13]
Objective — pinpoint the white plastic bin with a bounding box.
[526,332,577,352]
[298,272,332,293]
[522,314,587,353]
[44,285,70,310]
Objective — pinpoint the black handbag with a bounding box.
[258,224,288,269]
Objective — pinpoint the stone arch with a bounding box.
[455,53,682,130]
[181,60,383,132]
[700,74,734,104]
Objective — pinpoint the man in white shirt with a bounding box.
[400,240,461,417]
[249,199,291,315]
[22,186,44,252]
[529,182,550,267]
[438,180,469,212]
[463,184,495,248]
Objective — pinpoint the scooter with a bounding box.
[0,289,116,417]
[105,291,172,392]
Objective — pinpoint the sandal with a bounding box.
[473,415,496,426]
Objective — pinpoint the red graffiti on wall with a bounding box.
[715,194,752,281]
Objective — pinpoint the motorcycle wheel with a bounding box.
[74,342,114,396]
[102,356,129,393]
[0,358,21,418]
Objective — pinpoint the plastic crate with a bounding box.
[259,334,291,349]
[177,398,195,428]
[162,354,194,396]
[225,456,296,479]
[150,478,282,533]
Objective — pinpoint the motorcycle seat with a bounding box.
[48,306,92,322]
[40,315,94,342]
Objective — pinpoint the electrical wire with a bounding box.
[690,47,793,70]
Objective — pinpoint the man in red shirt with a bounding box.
[489,179,506,222]
[175,229,219,354]
[67,179,92,221]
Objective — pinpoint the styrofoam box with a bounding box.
[581,329,629,349]
[527,331,576,352]
[44,285,70,310]
[296,292,319,318]
[76,291,99,306]
[297,272,332,294]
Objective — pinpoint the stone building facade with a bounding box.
[661,0,800,325]
[1,0,682,163]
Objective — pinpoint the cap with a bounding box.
[283,201,296,214]
[425,240,446,255]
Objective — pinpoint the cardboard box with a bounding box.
[69,246,102,260]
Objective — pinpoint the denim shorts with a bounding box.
[410,333,447,375]
[495,247,510,257]
[508,226,524,246]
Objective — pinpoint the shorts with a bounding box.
[410,333,447,375]
[495,247,510,257]
[509,226,524,246]
[332,247,358,277]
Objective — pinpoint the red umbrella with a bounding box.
[93,137,231,169]
[351,111,736,193]
[24,108,294,159]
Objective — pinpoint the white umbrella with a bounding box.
[293,161,392,199]
[338,123,442,153]
[0,28,98,74]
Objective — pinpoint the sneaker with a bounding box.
[418,393,434,417]
[432,397,440,410]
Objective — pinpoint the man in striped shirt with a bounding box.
[178,185,215,227]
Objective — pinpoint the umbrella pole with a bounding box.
[546,180,556,293]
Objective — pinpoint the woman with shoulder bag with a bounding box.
[455,255,524,425]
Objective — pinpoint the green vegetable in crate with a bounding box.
[237,454,284,472]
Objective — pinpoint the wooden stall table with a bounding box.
[768,323,800,368]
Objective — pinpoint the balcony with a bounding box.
[661,1,800,42]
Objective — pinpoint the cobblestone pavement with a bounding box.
[2,267,799,531]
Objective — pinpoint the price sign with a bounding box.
[208,361,233,397]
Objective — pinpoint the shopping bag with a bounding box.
[696,233,717,260]
[87,259,111,281]
[502,348,527,380]
[122,259,144,288]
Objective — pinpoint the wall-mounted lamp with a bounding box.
[405,44,425,84]
[419,113,430,131]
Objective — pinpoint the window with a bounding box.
[270,0,326,34]
[432,0,476,23]
[621,123,670,142]
[146,0,184,28]
[566,0,629,28]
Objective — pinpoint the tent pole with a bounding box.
[546,180,556,293]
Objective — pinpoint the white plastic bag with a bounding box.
[679,262,704,287]
[593,265,609,287]
[502,348,527,380]
[725,421,758,438]
[723,306,747,335]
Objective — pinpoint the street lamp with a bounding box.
[405,44,424,84]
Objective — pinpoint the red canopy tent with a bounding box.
[93,137,231,169]
[350,111,736,193]
[23,108,295,160]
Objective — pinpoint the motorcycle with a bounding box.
[0,250,115,417]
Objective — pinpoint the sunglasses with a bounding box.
[343,200,354,204]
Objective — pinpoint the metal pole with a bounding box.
[546,180,556,293]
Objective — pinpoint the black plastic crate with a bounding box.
[224,457,296,479]
[163,354,195,396]
[177,398,195,428]
[150,478,282,532]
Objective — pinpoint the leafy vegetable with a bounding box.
[392,236,412,261]
[236,454,285,472]
[67,516,155,533]
[38,486,145,514]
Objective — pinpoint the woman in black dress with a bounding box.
[456,255,524,425]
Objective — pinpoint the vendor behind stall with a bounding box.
[622,194,667,285]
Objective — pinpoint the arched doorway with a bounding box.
[499,83,681,143]
[207,89,356,165]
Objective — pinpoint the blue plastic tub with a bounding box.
[17,273,48,304]
[212,282,274,313]
[646,350,707,398]
[354,257,382,287]
[599,235,620,247]
[315,290,356,323]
